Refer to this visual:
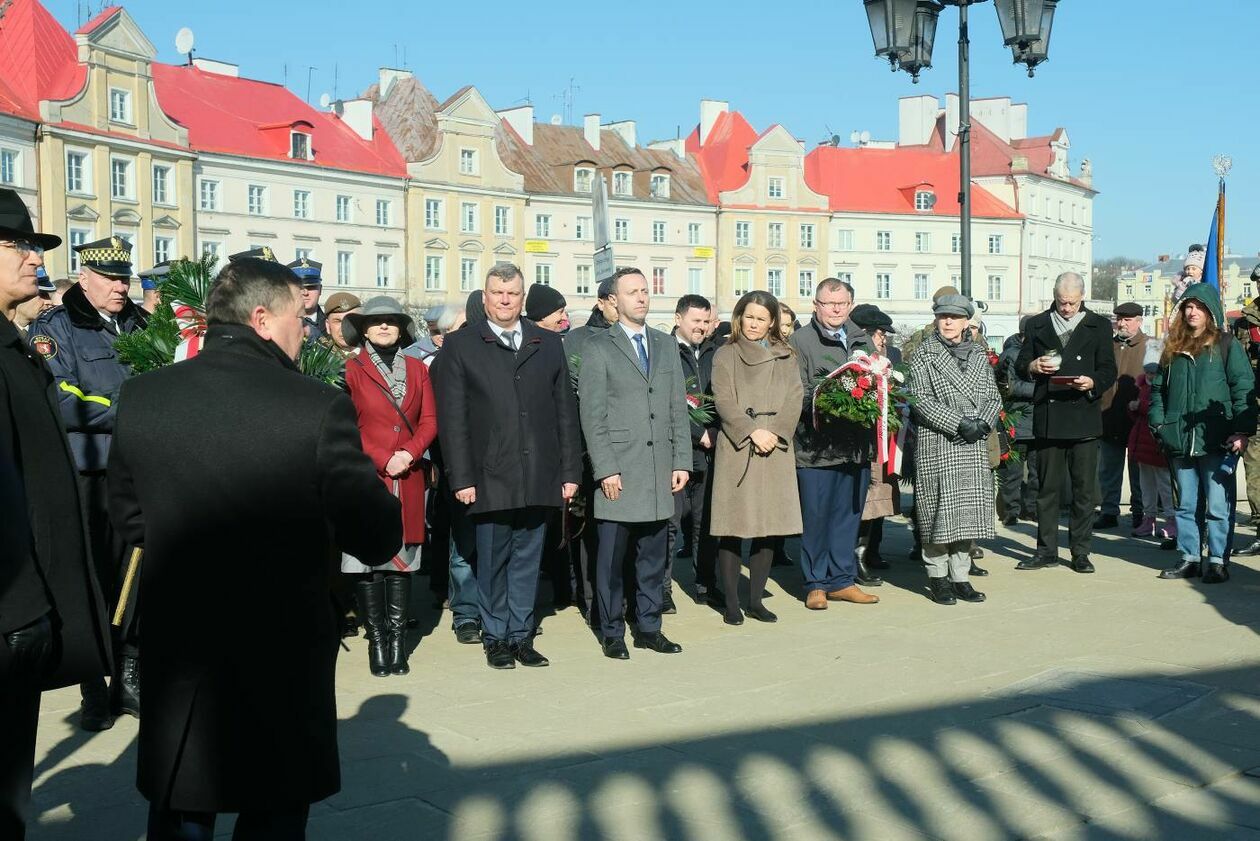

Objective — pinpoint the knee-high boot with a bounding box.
[356,577,389,677]
[384,573,412,675]
[718,543,742,624]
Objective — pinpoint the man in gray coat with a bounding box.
[579,267,690,659]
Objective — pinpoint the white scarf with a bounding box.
[1050,308,1086,339]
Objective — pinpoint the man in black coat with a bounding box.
[0,189,111,841]
[107,258,400,840]
[432,263,582,670]
[1015,271,1118,573]
[996,318,1040,525]
[669,294,718,607]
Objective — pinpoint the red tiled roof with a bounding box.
[0,0,88,120]
[685,110,759,202]
[74,4,121,35]
[151,64,406,177]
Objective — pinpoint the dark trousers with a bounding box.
[1035,438,1100,559]
[473,507,548,645]
[668,466,716,596]
[595,520,668,639]
[540,509,571,606]
[0,683,40,841]
[797,464,870,592]
[147,804,309,841]
[569,485,600,625]
[999,441,1040,517]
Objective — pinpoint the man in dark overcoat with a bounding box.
[1096,302,1148,528]
[1016,271,1118,572]
[0,188,111,841]
[432,263,582,670]
[107,258,400,840]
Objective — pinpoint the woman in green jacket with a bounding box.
[1149,283,1258,583]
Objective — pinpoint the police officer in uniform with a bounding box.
[288,257,326,342]
[28,235,147,730]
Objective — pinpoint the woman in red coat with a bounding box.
[342,297,438,677]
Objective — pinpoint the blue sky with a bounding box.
[66,0,1259,263]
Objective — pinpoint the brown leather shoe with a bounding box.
[827,585,880,604]
[805,589,828,610]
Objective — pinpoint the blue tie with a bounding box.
[632,333,649,376]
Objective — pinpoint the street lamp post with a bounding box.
[862,0,1059,299]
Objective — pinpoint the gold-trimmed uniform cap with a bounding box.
[228,246,279,263]
[286,257,323,287]
[74,235,133,278]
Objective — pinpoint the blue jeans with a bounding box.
[1172,454,1233,565]
[797,464,870,592]
[447,499,480,627]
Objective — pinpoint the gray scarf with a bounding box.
[935,331,975,371]
[1050,308,1086,343]
[365,342,408,403]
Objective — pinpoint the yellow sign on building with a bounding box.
[693,246,715,259]
[524,239,550,254]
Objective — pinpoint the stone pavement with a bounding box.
[27,513,1260,840]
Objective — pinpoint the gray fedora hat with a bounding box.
[342,295,415,347]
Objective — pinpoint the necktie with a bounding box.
[632,333,649,375]
[503,330,518,352]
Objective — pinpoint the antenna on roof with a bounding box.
[175,27,195,65]
[305,66,318,105]
[333,64,339,100]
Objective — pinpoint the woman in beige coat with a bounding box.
[710,291,804,625]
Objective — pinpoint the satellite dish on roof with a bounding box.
[849,130,860,144]
[831,134,841,147]
[860,130,871,144]
[175,27,195,56]
[319,93,332,109]
[549,114,563,125]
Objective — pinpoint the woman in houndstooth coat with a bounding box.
[909,294,1002,605]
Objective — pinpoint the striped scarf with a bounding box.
[365,342,407,403]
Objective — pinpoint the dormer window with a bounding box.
[459,148,479,175]
[914,189,936,212]
[613,170,632,196]
[575,167,594,193]
[109,88,132,124]
[650,173,670,198]
[290,131,311,160]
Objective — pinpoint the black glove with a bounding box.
[957,416,990,444]
[3,612,55,680]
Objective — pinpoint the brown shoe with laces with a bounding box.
[827,585,880,604]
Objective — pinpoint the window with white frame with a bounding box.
[200,240,222,261]
[199,179,219,211]
[650,173,670,198]
[376,254,392,288]
[652,266,667,296]
[835,271,853,287]
[336,195,352,223]
[575,216,591,240]
[494,205,511,236]
[535,264,552,287]
[293,190,311,219]
[951,233,962,253]
[687,222,701,246]
[460,257,478,292]
[424,198,443,230]
[688,267,702,294]
[914,232,931,253]
[0,150,16,186]
[767,222,784,249]
[150,165,170,205]
[836,229,854,251]
[798,269,815,298]
[535,214,551,238]
[290,131,310,160]
[336,251,352,286]
[914,190,935,212]
[799,224,815,249]
[1058,200,1064,222]
[574,167,593,193]
[875,273,892,299]
[914,273,929,299]
[988,234,1004,254]
[68,228,90,271]
[110,158,133,200]
[66,150,90,194]
[247,184,267,216]
[987,275,1003,300]
[294,248,312,262]
[614,218,629,242]
[376,199,391,227]
[767,177,784,199]
[875,231,891,251]
[108,88,132,124]
[652,221,666,245]
[613,171,631,196]
[733,266,751,296]
[735,221,751,248]
[767,268,783,297]
[575,264,592,296]
[424,255,443,291]
[154,236,173,265]
[459,148,478,175]
[460,202,478,234]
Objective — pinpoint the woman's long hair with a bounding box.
[1161,298,1217,367]
[729,290,789,349]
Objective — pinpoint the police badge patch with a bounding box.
[31,334,57,359]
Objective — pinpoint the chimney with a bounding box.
[699,99,729,146]
[583,113,601,151]
[498,105,534,146]
[1009,103,1028,141]
[606,120,636,148]
[192,57,238,77]
[336,99,374,142]
[943,93,959,152]
[378,67,412,100]
[898,95,938,147]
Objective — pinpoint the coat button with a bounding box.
[650,413,655,419]
[648,387,653,394]
[515,375,521,381]
[393,425,400,432]
[647,441,653,446]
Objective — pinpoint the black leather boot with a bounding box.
[1158,559,1200,580]
[951,581,987,603]
[384,574,411,675]
[855,548,883,586]
[79,677,114,732]
[928,577,956,605]
[116,654,140,718]
[356,578,389,677]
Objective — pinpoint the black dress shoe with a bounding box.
[662,593,678,615]
[633,631,683,654]
[602,637,629,659]
[951,581,987,603]
[1002,513,1019,527]
[1201,563,1230,584]
[1158,559,1200,580]
[723,609,744,626]
[745,604,778,623]
[866,553,891,570]
[1235,540,1260,557]
[1160,537,1177,551]
[1069,556,1095,574]
[1094,513,1119,529]
[114,654,140,719]
[510,640,549,667]
[485,641,516,670]
[454,622,482,645]
[79,678,114,732]
[927,577,956,605]
[969,562,989,577]
[856,559,883,586]
[1015,555,1059,571]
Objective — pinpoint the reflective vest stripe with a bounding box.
[58,380,111,407]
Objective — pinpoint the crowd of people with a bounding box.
[3,175,1259,840]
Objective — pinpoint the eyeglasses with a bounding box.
[814,300,852,310]
[0,240,44,258]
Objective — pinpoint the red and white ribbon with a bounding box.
[812,351,903,473]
